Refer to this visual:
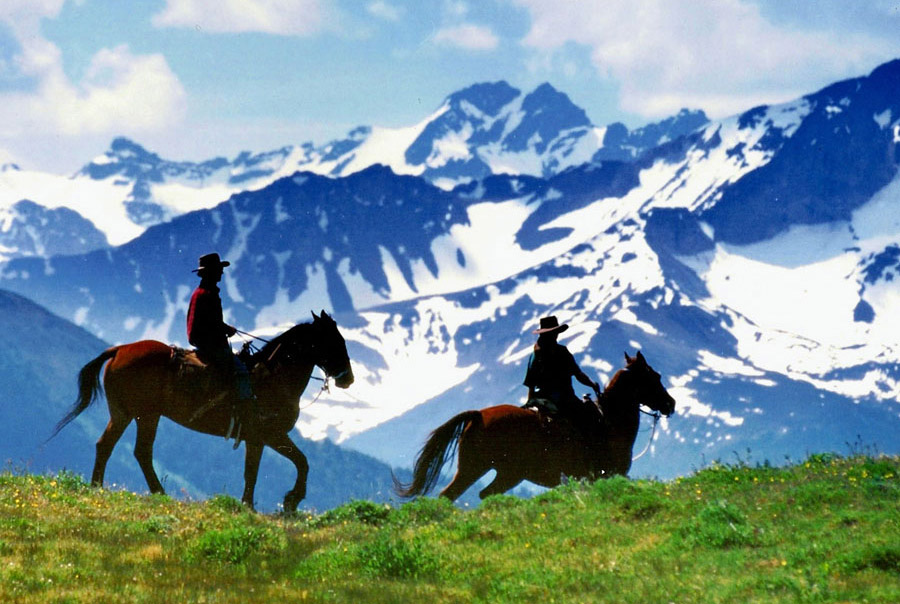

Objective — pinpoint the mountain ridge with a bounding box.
[0,80,708,258]
[2,60,900,493]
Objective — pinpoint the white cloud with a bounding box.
[0,44,186,139]
[153,0,331,36]
[434,24,499,51]
[443,0,470,19]
[514,0,899,118]
[366,1,402,22]
[0,0,64,23]
[0,8,187,170]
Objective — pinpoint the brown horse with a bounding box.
[53,311,353,512]
[395,351,675,501]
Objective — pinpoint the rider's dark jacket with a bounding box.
[523,341,581,413]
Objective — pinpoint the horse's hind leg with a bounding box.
[478,469,523,500]
[92,408,131,487]
[439,439,491,502]
[438,428,490,501]
[439,463,485,502]
[134,415,165,494]
[265,432,309,512]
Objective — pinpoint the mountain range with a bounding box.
[2,61,900,498]
[0,81,706,257]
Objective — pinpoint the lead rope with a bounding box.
[632,408,661,461]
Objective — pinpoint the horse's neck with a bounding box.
[600,372,640,437]
[254,360,315,401]
[253,325,318,399]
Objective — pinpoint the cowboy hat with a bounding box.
[534,315,568,334]
[192,252,231,273]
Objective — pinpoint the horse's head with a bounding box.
[309,310,354,389]
[264,310,354,389]
[621,351,675,416]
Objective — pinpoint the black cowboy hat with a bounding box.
[192,253,231,273]
[534,315,568,334]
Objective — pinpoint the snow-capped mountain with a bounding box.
[0,198,108,261]
[0,83,705,259]
[3,60,900,490]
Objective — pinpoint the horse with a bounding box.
[52,310,353,512]
[395,351,675,501]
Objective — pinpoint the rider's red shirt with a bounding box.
[186,282,229,354]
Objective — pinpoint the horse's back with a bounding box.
[108,340,173,370]
[480,404,539,428]
[103,340,177,396]
[469,405,544,448]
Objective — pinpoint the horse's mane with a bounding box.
[596,366,631,413]
[253,322,312,364]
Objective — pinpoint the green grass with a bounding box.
[0,455,898,603]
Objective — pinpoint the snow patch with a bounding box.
[874,109,892,129]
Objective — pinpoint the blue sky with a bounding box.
[2,0,900,173]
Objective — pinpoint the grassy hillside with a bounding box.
[1,454,898,603]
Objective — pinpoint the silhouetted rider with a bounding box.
[523,316,601,425]
[187,253,253,443]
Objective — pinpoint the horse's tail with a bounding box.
[49,346,119,439]
[394,410,483,498]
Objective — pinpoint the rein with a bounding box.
[234,328,271,344]
[299,373,329,410]
[632,407,661,461]
[301,366,352,409]
[593,379,664,462]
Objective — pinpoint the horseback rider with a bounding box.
[523,316,602,427]
[187,252,253,443]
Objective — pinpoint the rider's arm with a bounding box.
[574,368,601,394]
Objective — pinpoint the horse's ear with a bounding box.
[320,309,330,319]
[624,352,634,364]
[311,310,319,321]
[636,351,646,364]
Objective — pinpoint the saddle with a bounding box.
[168,347,235,412]
[170,346,206,371]
[169,347,261,445]
[523,395,605,439]
[522,398,568,436]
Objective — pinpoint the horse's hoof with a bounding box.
[283,491,304,513]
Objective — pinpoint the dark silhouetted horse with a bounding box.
[396,351,674,501]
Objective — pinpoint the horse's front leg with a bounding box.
[134,415,165,494]
[242,441,264,510]
[266,432,309,513]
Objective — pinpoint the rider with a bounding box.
[187,252,253,443]
[523,316,602,426]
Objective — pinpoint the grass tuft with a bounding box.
[359,532,441,579]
